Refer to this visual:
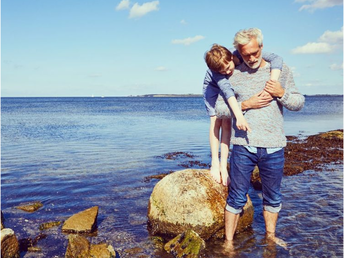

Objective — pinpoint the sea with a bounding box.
[1,95,343,258]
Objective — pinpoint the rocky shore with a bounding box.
[1,130,342,258]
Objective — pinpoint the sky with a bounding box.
[1,0,343,97]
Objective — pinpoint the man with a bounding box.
[224,28,305,245]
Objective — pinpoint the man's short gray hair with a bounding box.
[233,28,264,50]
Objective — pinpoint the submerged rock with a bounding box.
[164,229,205,258]
[62,206,98,234]
[39,221,62,230]
[18,232,47,253]
[15,201,43,212]
[147,169,253,240]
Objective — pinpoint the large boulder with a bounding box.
[147,169,253,240]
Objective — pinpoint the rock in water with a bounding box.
[147,169,253,240]
[62,206,98,234]
[65,234,117,258]
[15,201,43,212]
[65,234,90,258]
[90,243,117,258]
[164,229,205,258]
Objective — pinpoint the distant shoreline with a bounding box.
[1,94,342,98]
[133,94,343,98]
[134,94,203,98]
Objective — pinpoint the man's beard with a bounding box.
[244,54,262,69]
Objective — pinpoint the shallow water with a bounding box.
[1,96,343,257]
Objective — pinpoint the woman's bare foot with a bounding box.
[210,164,221,183]
[220,165,230,186]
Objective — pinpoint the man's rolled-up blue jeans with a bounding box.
[226,145,285,214]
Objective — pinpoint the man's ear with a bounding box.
[261,43,264,50]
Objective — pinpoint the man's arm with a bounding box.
[265,65,305,111]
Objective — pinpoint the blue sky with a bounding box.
[1,0,343,97]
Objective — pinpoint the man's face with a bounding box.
[238,38,263,69]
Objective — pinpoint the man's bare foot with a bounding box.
[220,166,230,186]
[210,164,221,183]
[266,233,288,250]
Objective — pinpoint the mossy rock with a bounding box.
[164,229,205,258]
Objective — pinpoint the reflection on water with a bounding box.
[1,96,343,257]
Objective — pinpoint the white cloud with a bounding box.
[296,0,343,12]
[180,19,187,25]
[116,0,130,10]
[330,63,343,70]
[129,1,159,19]
[172,35,205,46]
[319,28,343,44]
[292,27,343,54]
[155,66,167,71]
[292,42,333,54]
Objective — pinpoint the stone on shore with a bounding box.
[62,206,98,234]
[164,229,205,258]
[147,169,254,240]
[1,228,20,258]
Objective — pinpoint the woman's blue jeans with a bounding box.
[226,145,285,214]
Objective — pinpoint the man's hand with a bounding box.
[264,80,285,98]
[242,90,273,110]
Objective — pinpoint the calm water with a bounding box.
[1,96,343,257]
